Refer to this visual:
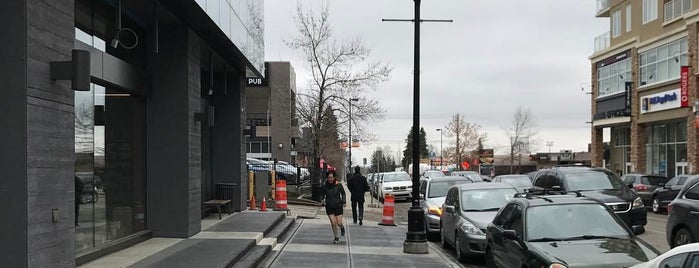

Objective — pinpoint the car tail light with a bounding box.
[634,184,648,191]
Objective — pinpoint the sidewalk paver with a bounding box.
[268,217,460,268]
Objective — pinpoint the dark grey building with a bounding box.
[0,0,263,266]
[246,62,300,163]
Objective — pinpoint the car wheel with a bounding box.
[440,225,450,249]
[673,228,695,248]
[455,234,465,262]
[652,197,662,214]
[485,247,496,268]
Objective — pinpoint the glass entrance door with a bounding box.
[676,162,688,175]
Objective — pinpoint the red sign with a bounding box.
[461,161,470,170]
[681,66,689,107]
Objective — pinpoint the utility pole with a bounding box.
[383,0,452,254]
[436,128,443,170]
[546,141,554,154]
[348,97,359,175]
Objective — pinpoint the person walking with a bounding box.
[322,170,346,244]
[347,166,370,225]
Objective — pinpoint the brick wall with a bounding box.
[629,47,646,173]
[686,23,699,173]
[591,62,604,167]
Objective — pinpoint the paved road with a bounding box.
[361,190,672,267]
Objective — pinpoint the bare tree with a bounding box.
[444,113,487,170]
[287,3,391,192]
[506,106,538,173]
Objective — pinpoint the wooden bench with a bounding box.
[202,200,232,220]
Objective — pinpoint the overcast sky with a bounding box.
[264,0,609,165]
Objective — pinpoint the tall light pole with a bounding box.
[348,97,359,175]
[383,0,452,254]
[546,141,554,154]
[436,128,443,170]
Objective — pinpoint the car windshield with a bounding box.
[383,173,411,182]
[526,204,630,241]
[565,171,623,191]
[453,172,483,182]
[428,180,471,198]
[498,176,533,187]
[640,176,668,186]
[425,171,445,177]
[461,188,517,211]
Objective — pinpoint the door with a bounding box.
[442,188,457,244]
[625,162,633,174]
[502,204,525,268]
[683,182,699,238]
[677,162,688,176]
[490,204,517,267]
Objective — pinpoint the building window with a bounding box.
[640,37,688,86]
[597,58,631,97]
[665,0,692,22]
[626,4,632,32]
[643,0,658,24]
[247,141,271,153]
[646,121,687,178]
[612,9,622,37]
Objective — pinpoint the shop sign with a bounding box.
[681,66,690,107]
[246,77,267,87]
[641,88,682,114]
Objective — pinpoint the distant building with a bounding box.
[590,0,695,177]
[245,62,301,163]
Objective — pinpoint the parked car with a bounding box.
[532,166,647,229]
[630,242,699,268]
[485,192,659,268]
[449,171,484,183]
[378,172,412,202]
[440,182,518,261]
[651,174,696,214]
[371,172,383,198]
[418,176,473,239]
[75,172,102,204]
[491,174,533,193]
[422,170,446,181]
[621,174,669,208]
[666,176,699,248]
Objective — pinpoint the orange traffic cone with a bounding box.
[259,197,268,212]
[249,195,257,210]
[378,194,397,226]
[274,180,288,211]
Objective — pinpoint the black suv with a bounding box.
[485,192,660,268]
[532,167,647,229]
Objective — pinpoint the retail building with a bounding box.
[590,0,699,178]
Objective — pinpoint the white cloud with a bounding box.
[265,0,608,166]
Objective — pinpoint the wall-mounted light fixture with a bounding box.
[278,143,284,149]
[50,49,91,91]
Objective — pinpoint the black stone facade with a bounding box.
[0,0,258,266]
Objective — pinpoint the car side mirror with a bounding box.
[631,225,645,235]
[444,205,455,214]
[503,230,519,240]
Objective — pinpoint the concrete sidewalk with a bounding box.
[263,217,462,268]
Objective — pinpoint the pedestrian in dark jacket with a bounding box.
[347,166,370,225]
[323,170,346,244]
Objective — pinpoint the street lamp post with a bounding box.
[436,128,442,170]
[546,141,553,154]
[383,0,452,254]
[348,97,359,175]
